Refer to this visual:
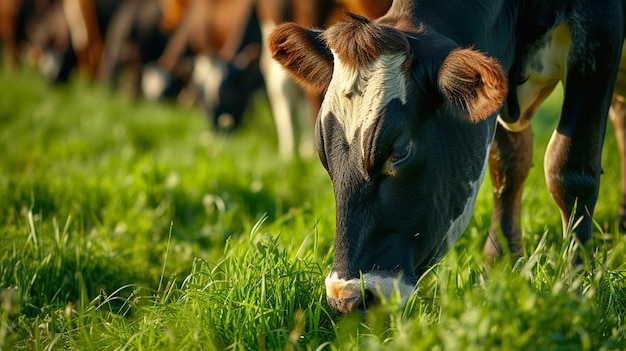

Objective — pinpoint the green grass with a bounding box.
[1,66,625,350]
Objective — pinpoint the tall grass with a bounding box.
[1,67,625,350]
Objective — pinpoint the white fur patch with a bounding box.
[498,23,571,132]
[141,65,171,101]
[192,55,227,109]
[321,53,408,158]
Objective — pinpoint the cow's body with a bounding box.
[269,0,626,313]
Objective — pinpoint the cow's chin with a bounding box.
[324,270,416,314]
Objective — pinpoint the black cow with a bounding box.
[269,0,626,313]
[99,0,173,96]
[138,0,263,130]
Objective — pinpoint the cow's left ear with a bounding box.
[438,48,507,122]
[269,23,334,96]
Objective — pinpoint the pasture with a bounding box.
[1,66,625,350]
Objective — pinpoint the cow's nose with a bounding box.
[327,291,362,314]
[326,287,379,314]
[325,270,416,314]
[325,273,380,314]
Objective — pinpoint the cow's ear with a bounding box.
[438,48,507,122]
[268,23,334,96]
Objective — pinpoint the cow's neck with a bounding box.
[381,0,516,69]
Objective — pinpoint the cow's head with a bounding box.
[269,14,507,314]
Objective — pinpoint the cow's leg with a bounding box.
[544,63,619,262]
[544,125,605,262]
[609,95,626,231]
[484,124,533,260]
[62,0,104,77]
[260,23,300,158]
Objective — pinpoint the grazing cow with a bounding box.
[100,0,180,97]
[14,0,123,83]
[269,0,626,313]
[142,0,263,130]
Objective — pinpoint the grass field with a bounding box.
[1,66,625,350]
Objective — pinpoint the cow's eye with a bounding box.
[389,143,412,166]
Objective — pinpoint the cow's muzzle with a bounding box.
[325,271,415,314]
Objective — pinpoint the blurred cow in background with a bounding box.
[337,0,390,19]
[142,0,392,155]
[0,0,123,82]
[100,0,183,98]
[1,0,392,157]
[258,0,341,157]
[138,0,264,131]
[57,0,123,79]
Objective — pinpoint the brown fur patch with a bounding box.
[269,23,334,96]
[322,13,411,68]
[438,48,508,122]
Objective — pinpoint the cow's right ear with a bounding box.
[268,23,334,96]
[438,48,507,123]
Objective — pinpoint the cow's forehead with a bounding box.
[320,51,409,156]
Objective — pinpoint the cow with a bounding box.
[268,0,626,313]
[99,0,168,95]
[139,0,264,130]
[9,0,123,83]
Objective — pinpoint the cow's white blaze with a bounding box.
[321,52,409,158]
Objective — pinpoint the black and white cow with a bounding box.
[269,0,626,313]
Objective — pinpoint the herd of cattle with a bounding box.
[0,0,391,157]
[5,0,626,315]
